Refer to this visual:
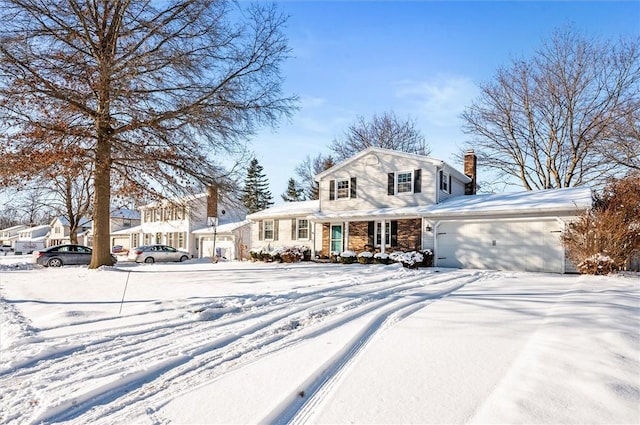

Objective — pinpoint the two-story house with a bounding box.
[133,187,249,260]
[48,216,93,246]
[247,147,592,273]
[0,224,28,247]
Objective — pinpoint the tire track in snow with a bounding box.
[261,271,484,425]
[0,268,481,425]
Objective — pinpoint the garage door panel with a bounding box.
[437,219,564,273]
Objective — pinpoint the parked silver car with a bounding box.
[128,244,191,263]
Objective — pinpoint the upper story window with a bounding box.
[329,177,357,200]
[397,171,413,193]
[440,170,451,194]
[336,180,350,198]
[388,170,421,195]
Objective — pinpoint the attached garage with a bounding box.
[423,187,594,274]
[435,218,565,273]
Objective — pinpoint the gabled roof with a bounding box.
[111,207,141,220]
[247,200,320,220]
[420,186,593,217]
[52,216,92,227]
[0,224,28,233]
[314,146,471,183]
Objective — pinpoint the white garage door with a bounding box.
[201,240,235,260]
[436,219,564,273]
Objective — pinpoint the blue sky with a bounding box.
[251,1,639,200]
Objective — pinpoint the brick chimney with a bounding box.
[464,150,477,195]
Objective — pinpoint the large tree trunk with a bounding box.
[89,131,114,268]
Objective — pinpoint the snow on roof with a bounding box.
[312,205,422,221]
[111,208,141,220]
[192,219,251,234]
[1,224,28,233]
[314,146,471,183]
[422,186,593,216]
[111,225,142,235]
[54,216,92,227]
[20,224,51,233]
[247,200,320,220]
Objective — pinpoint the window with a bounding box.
[297,219,309,239]
[397,171,413,193]
[132,233,139,247]
[264,219,274,240]
[54,226,62,234]
[329,177,357,200]
[336,180,350,199]
[123,218,131,228]
[440,170,450,193]
[177,232,185,248]
[144,209,152,223]
[375,221,391,246]
[388,170,421,195]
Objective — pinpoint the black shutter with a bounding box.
[414,169,422,193]
[350,177,357,198]
[258,221,264,241]
[329,180,335,200]
[388,173,395,195]
[448,175,452,193]
[439,170,444,191]
[390,220,398,247]
[291,218,297,240]
[367,221,374,246]
[274,220,279,241]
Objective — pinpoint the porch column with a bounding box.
[380,219,386,254]
[344,221,349,252]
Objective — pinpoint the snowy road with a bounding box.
[0,259,638,424]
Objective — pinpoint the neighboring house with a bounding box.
[247,147,592,273]
[109,208,142,252]
[126,187,248,259]
[0,224,28,247]
[48,216,93,246]
[15,224,51,254]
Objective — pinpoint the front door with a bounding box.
[330,224,343,254]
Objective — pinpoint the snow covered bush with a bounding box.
[389,251,425,268]
[340,250,357,264]
[577,254,616,275]
[562,173,640,274]
[357,251,374,264]
[373,252,391,265]
[250,245,309,263]
[280,246,309,263]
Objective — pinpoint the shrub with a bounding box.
[280,246,308,263]
[357,251,374,264]
[340,250,357,264]
[373,252,391,265]
[562,173,640,274]
[390,251,424,268]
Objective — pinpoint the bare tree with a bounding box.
[294,153,335,200]
[461,27,640,190]
[329,111,431,161]
[0,0,297,267]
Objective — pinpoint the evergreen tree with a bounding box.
[242,158,274,213]
[281,178,304,202]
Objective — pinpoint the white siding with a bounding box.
[319,151,438,212]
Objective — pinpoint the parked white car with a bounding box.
[128,244,191,263]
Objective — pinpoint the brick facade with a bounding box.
[318,218,422,257]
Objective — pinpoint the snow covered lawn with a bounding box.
[0,257,638,424]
